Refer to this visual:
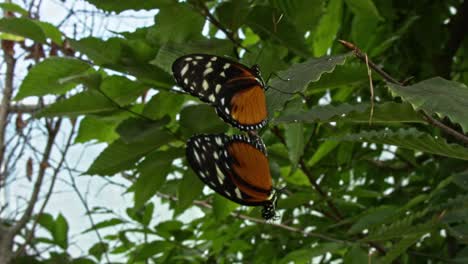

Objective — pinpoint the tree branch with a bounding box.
[14,119,76,258]
[9,118,62,236]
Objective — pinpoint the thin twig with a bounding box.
[14,119,76,258]
[338,40,468,145]
[156,192,349,245]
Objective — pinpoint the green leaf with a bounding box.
[380,235,420,264]
[0,3,28,16]
[276,102,423,124]
[212,195,239,221]
[285,123,304,169]
[70,37,122,66]
[267,53,350,114]
[344,0,382,20]
[84,0,171,13]
[362,220,436,242]
[387,77,468,133]
[15,57,91,100]
[344,246,368,264]
[348,206,398,234]
[247,5,310,57]
[99,76,147,106]
[132,241,174,261]
[270,0,324,32]
[134,148,182,209]
[37,90,115,117]
[332,128,468,160]
[313,0,343,56]
[88,242,108,262]
[34,21,63,44]
[0,17,46,43]
[75,116,120,143]
[86,130,174,176]
[179,104,229,137]
[215,0,250,31]
[143,91,186,121]
[150,2,204,44]
[37,213,55,235]
[82,218,123,234]
[176,170,204,215]
[116,117,170,144]
[53,213,69,249]
[307,140,340,167]
[452,170,468,191]
[280,243,343,264]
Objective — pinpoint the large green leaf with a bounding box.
[0,17,46,43]
[212,195,239,221]
[176,170,204,215]
[313,0,343,56]
[179,104,228,137]
[381,235,420,264]
[149,2,204,44]
[348,205,399,234]
[280,243,343,264]
[267,53,350,114]
[143,91,186,121]
[344,0,382,20]
[275,102,423,124]
[246,5,310,57]
[387,77,468,133]
[215,0,250,31]
[37,90,115,117]
[84,0,171,13]
[116,117,170,144]
[75,116,122,143]
[15,57,91,100]
[53,214,69,250]
[86,130,174,176]
[134,148,183,209]
[332,128,468,160]
[270,0,324,32]
[0,3,28,16]
[70,37,122,66]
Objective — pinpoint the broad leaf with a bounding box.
[276,102,423,124]
[267,53,350,114]
[86,130,174,176]
[179,104,228,137]
[332,128,468,160]
[15,57,91,100]
[387,77,468,133]
[84,0,171,13]
[0,17,46,43]
[134,148,183,209]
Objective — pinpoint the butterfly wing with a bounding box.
[172,54,267,130]
[186,134,273,206]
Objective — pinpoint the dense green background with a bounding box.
[3,0,468,263]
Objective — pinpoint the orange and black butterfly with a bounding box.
[186,134,277,220]
[172,54,267,131]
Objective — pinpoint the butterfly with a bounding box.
[172,54,268,131]
[186,134,277,220]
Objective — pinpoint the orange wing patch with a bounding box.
[230,85,267,126]
[228,141,272,202]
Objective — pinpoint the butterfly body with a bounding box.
[186,134,277,220]
[172,54,268,131]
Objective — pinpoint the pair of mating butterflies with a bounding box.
[172,54,277,220]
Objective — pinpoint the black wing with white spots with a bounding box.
[172,54,268,131]
[186,134,277,220]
